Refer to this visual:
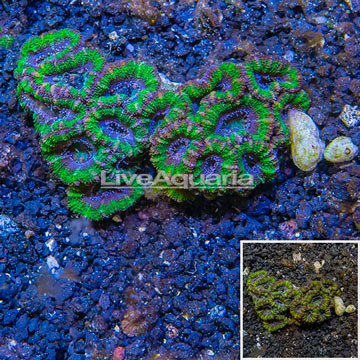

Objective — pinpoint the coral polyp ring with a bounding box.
[302,307,319,324]
[67,172,144,220]
[18,91,87,136]
[32,48,105,101]
[302,281,321,295]
[14,28,83,78]
[142,90,189,136]
[42,134,115,185]
[198,94,274,142]
[246,270,275,295]
[271,280,293,298]
[150,118,205,175]
[289,295,306,321]
[247,270,269,285]
[263,314,289,332]
[320,280,339,295]
[243,55,302,102]
[316,308,331,323]
[250,276,276,295]
[85,107,147,157]
[306,293,329,309]
[236,141,279,187]
[270,294,289,312]
[90,60,160,113]
[0,26,14,49]
[181,62,244,104]
[191,137,239,194]
[254,299,276,321]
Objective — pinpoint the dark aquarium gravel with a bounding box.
[1,0,360,359]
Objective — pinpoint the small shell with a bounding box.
[345,304,356,314]
[324,136,359,163]
[334,296,346,316]
[288,110,325,171]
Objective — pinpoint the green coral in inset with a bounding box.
[247,270,340,332]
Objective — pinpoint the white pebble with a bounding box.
[126,43,135,52]
[46,255,59,271]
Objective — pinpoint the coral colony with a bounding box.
[15,28,310,220]
[247,270,340,332]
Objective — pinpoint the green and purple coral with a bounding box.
[247,270,340,332]
[15,28,311,220]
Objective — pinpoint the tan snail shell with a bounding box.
[288,110,325,171]
[324,136,359,163]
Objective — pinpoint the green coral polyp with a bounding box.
[85,107,147,157]
[247,270,340,332]
[198,94,273,142]
[181,62,244,104]
[272,90,311,147]
[31,97,86,137]
[34,48,105,100]
[150,119,205,176]
[42,134,115,185]
[272,280,293,297]
[244,55,302,102]
[15,28,82,78]
[15,28,311,219]
[0,27,14,49]
[263,315,288,332]
[67,174,144,220]
[235,141,279,187]
[90,60,160,112]
[192,137,239,194]
[142,91,189,135]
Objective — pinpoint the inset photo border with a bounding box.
[240,241,359,360]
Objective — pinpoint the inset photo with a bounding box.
[241,241,358,359]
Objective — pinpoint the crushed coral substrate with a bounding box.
[1,0,360,359]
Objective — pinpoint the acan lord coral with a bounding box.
[15,28,311,220]
[246,270,340,332]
